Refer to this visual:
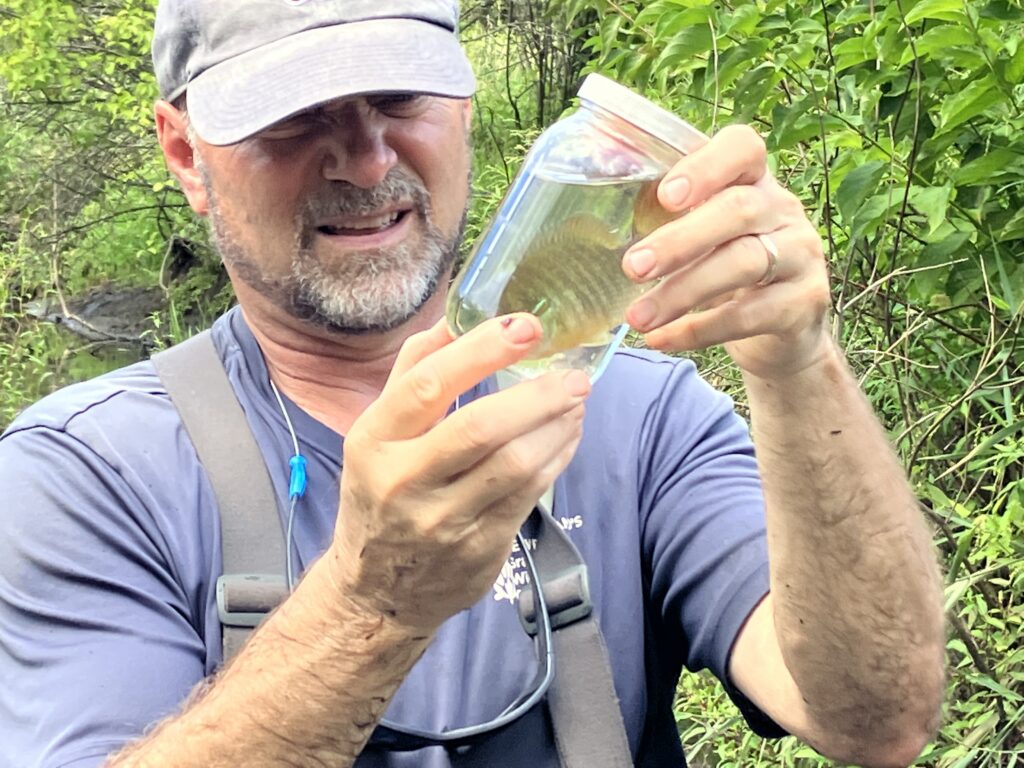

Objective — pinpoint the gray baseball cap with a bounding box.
[152,0,476,146]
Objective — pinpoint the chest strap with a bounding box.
[154,330,632,767]
[152,331,287,660]
[518,502,634,768]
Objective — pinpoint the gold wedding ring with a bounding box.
[755,233,779,288]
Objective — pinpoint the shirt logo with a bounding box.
[491,515,585,605]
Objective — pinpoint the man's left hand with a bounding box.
[622,124,832,380]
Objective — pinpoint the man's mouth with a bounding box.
[317,209,411,236]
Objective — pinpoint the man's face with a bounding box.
[189,94,472,334]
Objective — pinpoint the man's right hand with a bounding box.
[328,314,591,633]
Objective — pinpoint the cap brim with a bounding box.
[187,19,476,146]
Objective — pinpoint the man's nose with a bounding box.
[319,112,398,188]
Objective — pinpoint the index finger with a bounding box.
[657,124,768,212]
[363,314,544,441]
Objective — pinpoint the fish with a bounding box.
[497,214,641,359]
[632,178,678,238]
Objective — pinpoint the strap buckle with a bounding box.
[216,574,288,628]
[517,564,593,637]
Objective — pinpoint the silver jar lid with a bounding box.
[577,73,707,156]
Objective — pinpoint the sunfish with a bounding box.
[497,214,640,359]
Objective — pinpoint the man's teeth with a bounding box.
[320,211,402,235]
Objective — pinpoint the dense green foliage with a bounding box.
[1,0,1022,765]
[560,3,1024,764]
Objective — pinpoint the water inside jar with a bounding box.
[447,167,674,383]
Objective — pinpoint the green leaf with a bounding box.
[598,13,623,57]
[905,0,968,24]
[1008,44,1024,84]
[793,745,824,758]
[908,230,972,299]
[714,40,771,91]
[851,192,897,239]
[833,36,874,71]
[835,161,888,223]
[991,245,1022,315]
[768,96,828,151]
[920,231,972,264]
[660,6,712,36]
[968,674,1024,702]
[899,24,976,66]
[836,5,874,25]
[721,4,760,36]
[997,207,1024,243]
[938,77,1004,133]
[791,18,825,35]
[979,0,1024,19]
[729,65,780,123]
[910,185,953,235]
[948,527,976,580]
[655,25,713,72]
[955,147,1024,185]
[635,4,669,28]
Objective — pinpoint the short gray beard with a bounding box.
[199,159,466,334]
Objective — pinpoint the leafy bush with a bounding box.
[558,0,1023,764]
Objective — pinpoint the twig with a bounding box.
[890,0,924,272]
[158,236,176,296]
[949,611,995,678]
[818,0,843,109]
[708,16,720,132]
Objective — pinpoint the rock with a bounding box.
[24,283,167,345]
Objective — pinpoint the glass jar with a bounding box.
[446,74,708,384]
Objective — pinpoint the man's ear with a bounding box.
[154,99,210,216]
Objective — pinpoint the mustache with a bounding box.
[300,168,431,224]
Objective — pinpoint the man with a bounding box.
[0,1,945,766]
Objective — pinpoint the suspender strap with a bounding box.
[152,331,287,661]
[154,332,632,765]
[519,505,634,768]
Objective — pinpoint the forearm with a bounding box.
[745,341,945,748]
[106,550,433,767]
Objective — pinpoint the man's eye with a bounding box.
[258,116,321,140]
[373,94,426,115]
[259,126,306,140]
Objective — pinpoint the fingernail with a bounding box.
[627,299,657,331]
[627,249,656,279]
[563,369,591,398]
[662,176,691,209]
[501,316,537,344]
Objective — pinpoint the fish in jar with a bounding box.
[497,214,642,359]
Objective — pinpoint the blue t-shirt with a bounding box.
[0,307,780,768]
